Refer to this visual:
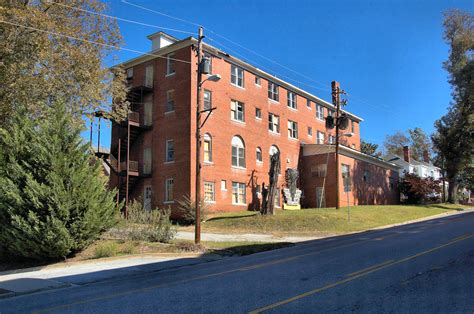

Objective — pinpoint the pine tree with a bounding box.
[0,102,118,260]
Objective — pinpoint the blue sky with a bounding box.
[88,0,473,151]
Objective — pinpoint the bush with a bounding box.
[0,103,118,261]
[176,195,210,225]
[93,242,119,259]
[399,173,441,204]
[124,199,176,243]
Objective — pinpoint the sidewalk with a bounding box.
[0,253,218,299]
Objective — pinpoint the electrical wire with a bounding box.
[51,2,195,35]
[0,20,192,64]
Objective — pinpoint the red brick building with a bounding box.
[109,31,399,212]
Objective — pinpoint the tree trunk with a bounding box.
[447,177,458,203]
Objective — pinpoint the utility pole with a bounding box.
[332,81,341,209]
[195,26,204,244]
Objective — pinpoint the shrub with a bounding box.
[124,199,176,243]
[399,173,442,204]
[0,103,118,261]
[93,242,119,259]
[176,195,210,225]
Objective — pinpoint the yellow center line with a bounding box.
[345,259,395,278]
[249,233,474,314]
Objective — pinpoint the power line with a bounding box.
[0,20,192,65]
[51,2,195,35]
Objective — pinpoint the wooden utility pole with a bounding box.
[195,26,204,244]
[332,81,341,209]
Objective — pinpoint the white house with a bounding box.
[385,146,442,180]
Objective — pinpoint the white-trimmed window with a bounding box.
[204,90,212,111]
[231,136,245,168]
[221,180,227,191]
[166,53,175,76]
[317,131,325,144]
[268,113,280,133]
[232,182,246,205]
[126,67,134,79]
[288,120,298,139]
[166,90,175,112]
[255,76,261,86]
[306,99,311,109]
[342,164,351,178]
[204,181,215,202]
[256,147,263,163]
[231,100,245,122]
[268,82,279,101]
[204,133,212,163]
[316,104,325,121]
[165,178,174,202]
[255,108,262,119]
[166,139,174,162]
[308,126,313,137]
[287,91,297,109]
[231,64,244,87]
[329,135,336,144]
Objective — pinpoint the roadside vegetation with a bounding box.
[194,204,469,236]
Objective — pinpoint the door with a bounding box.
[143,186,152,211]
[144,101,152,126]
[316,187,325,208]
[145,65,154,88]
[143,147,152,175]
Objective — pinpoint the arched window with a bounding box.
[204,133,212,163]
[231,136,245,168]
[256,147,263,163]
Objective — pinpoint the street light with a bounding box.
[201,74,221,85]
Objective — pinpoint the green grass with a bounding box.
[200,204,469,236]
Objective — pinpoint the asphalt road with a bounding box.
[1,212,474,313]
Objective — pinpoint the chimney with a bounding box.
[147,32,178,51]
[403,146,411,163]
[423,150,430,163]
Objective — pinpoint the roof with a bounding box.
[303,144,400,171]
[119,33,364,123]
[385,153,440,170]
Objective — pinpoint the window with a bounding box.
[232,182,246,205]
[143,147,152,175]
[306,99,311,109]
[269,145,280,170]
[165,178,174,202]
[204,90,212,111]
[166,90,175,112]
[166,53,175,75]
[268,82,279,101]
[126,68,133,79]
[166,140,174,162]
[204,133,212,163]
[268,113,280,133]
[145,65,154,88]
[310,164,327,177]
[287,91,297,109]
[255,107,262,119]
[329,135,336,144]
[231,136,245,168]
[351,120,355,133]
[317,131,325,144]
[316,104,325,121]
[389,177,395,190]
[288,120,298,139]
[308,126,313,137]
[255,76,261,86]
[256,147,263,163]
[231,64,244,87]
[342,164,350,178]
[221,180,227,190]
[204,182,215,202]
[363,170,370,182]
[231,100,245,122]
[203,52,212,74]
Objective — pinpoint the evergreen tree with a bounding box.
[0,102,118,260]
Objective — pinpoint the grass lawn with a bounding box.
[197,203,469,236]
